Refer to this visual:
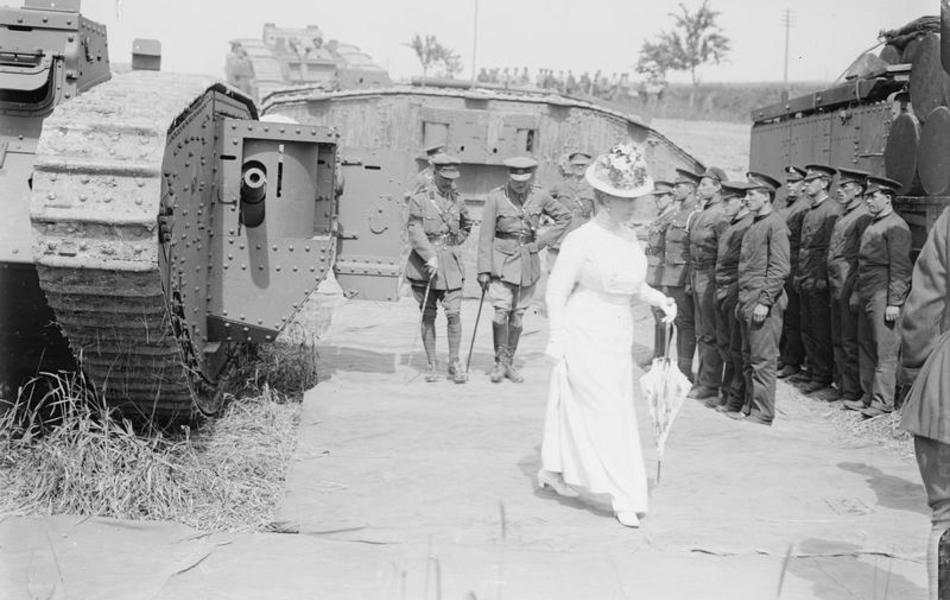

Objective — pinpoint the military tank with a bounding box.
[1,1,401,423]
[749,12,950,254]
[226,23,391,105]
[260,78,704,296]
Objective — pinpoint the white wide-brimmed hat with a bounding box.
[585,143,654,198]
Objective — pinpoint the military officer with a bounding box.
[408,142,447,197]
[728,172,790,426]
[687,166,729,400]
[793,164,842,395]
[778,165,809,378]
[852,176,912,417]
[710,181,756,411]
[477,156,571,383]
[405,153,474,383]
[660,167,701,381]
[827,168,874,405]
[548,151,596,264]
[645,180,677,359]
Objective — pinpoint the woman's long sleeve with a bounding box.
[545,233,585,347]
[637,281,667,308]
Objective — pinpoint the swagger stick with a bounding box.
[465,286,487,373]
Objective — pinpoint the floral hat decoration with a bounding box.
[585,143,654,198]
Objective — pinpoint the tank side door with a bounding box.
[333,148,406,301]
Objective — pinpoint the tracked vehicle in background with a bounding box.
[749,13,950,254]
[261,79,703,296]
[1,1,399,423]
[226,23,390,104]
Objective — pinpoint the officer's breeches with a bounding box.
[739,303,784,423]
[830,293,861,399]
[666,285,696,380]
[780,278,804,366]
[691,269,722,389]
[857,290,901,410]
[800,283,834,384]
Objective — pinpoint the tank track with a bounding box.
[30,72,254,423]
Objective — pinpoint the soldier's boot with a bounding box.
[446,314,467,384]
[505,326,524,383]
[490,321,508,383]
[421,314,438,382]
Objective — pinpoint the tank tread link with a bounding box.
[30,71,256,422]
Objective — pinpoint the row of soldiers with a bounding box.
[646,164,912,425]
[475,67,636,102]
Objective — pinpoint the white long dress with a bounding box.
[541,219,666,514]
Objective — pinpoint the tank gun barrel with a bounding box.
[240,163,266,228]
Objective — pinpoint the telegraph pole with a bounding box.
[471,0,479,83]
[782,8,795,101]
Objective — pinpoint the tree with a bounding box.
[636,0,731,109]
[404,34,464,80]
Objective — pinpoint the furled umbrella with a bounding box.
[638,325,691,486]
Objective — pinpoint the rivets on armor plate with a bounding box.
[79,194,87,202]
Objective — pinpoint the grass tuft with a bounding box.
[0,337,314,531]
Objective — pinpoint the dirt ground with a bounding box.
[1,288,930,599]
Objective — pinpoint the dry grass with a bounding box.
[0,337,316,532]
[824,405,914,461]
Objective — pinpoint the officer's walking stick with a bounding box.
[465,286,487,374]
[407,271,435,371]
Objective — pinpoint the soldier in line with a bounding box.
[477,157,571,383]
[645,180,677,359]
[851,176,913,417]
[827,168,873,404]
[660,168,701,381]
[727,172,790,426]
[547,151,595,265]
[404,154,474,383]
[791,164,842,396]
[777,165,809,378]
[686,166,729,400]
[709,181,755,411]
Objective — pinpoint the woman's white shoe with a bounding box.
[537,469,580,498]
[615,510,641,528]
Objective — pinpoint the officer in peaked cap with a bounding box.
[405,153,473,383]
[777,164,810,378]
[728,172,790,425]
[792,163,843,396]
[826,167,874,407]
[710,180,756,412]
[477,156,571,383]
[409,142,449,196]
[646,179,678,359]
[549,151,596,263]
[686,165,729,401]
[853,174,911,417]
[661,167,701,380]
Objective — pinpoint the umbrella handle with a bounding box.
[664,323,674,361]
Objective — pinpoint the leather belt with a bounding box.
[427,233,458,246]
[496,231,536,243]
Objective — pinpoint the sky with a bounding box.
[56,0,936,84]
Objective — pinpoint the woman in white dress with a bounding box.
[539,144,677,528]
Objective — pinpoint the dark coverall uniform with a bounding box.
[405,185,474,370]
[855,210,912,413]
[714,210,754,410]
[796,193,842,386]
[548,177,595,258]
[779,193,810,370]
[688,195,729,391]
[477,184,570,372]
[827,201,873,400]
[660,199,698,381]
[898,207,950,598]
[646,204,678,358]
[736,211,790,424]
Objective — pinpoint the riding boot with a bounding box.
[446,314,467,383]
[490,321,508,383]
[505,326,524,383]
[421,315,437,381]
